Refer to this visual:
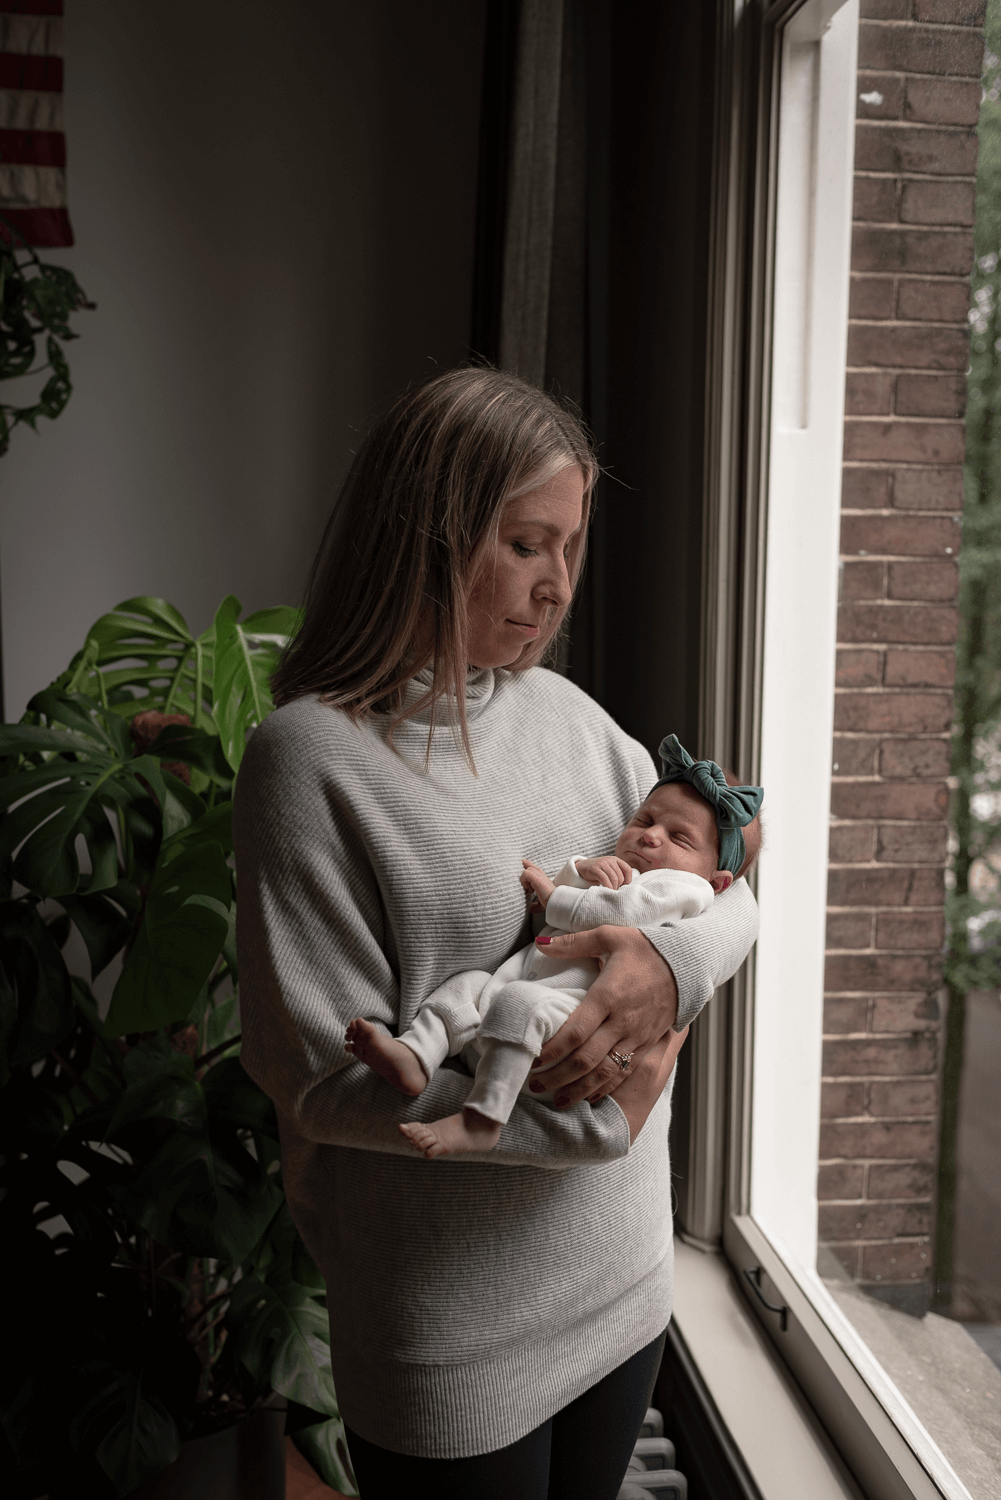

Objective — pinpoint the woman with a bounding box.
[234,368,758,1498]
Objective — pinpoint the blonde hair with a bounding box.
[272,367,598,763]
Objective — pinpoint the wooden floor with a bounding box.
[286,1437,353,1499]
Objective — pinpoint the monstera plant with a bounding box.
[0,597,357,1498]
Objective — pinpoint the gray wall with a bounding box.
[0,0,485,719]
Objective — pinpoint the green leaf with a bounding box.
[290,1416,357,1496]
[69,1370,180,1497]
[60,886,136,979]
[107,1035,205,1134]
[228,1276,337,1415]
[146,723,234,786]
[212,596,293,772]
[0,899,74,1066]
[105,835,231,1034]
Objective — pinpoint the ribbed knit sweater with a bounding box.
[234,666,759,1458]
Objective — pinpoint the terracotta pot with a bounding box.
[128,1406,286,1499]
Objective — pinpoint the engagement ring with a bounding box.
[609,1050,633,1072]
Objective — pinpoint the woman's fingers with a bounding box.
[531,926,679,1106]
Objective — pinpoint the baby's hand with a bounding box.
[576,855,634,889]
[521,859,555,914]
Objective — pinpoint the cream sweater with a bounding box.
[234,666,759,1458]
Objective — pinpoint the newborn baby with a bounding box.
[345,734,763,1157]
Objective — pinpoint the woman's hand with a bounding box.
[529,927,679,1107]
[610,1027,690,1144]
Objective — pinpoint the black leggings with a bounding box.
[344,1327,667,1500]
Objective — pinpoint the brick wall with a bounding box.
[818,0,984,1316]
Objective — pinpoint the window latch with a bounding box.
[743,1266,788,1332]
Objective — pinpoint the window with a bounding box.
[678,1,1001,1495]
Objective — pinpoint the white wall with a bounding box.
[0,0,486,718]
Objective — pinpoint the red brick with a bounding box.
[841,466,892,508]
[844,419,966,465]
[896,277,973,323]
[833,733,880,774]
[838,602,959,644]
[819,1202,932,1240]
[887,560,960,599]
[869,1077,939,1115]
[854,176,898,223]
[851,225,974,277]
[830,780,949,818]
[875,823,948,862]
[883,646,956,685]
[854,124,979,177]
[820,1118,937,1158]
[857,23,984,77]
[900,179,976,227]
[875,910,946,949]
[879,736,952,776]
[829,823,876,862]
[828,866,944,906]
[868,1160,935,1198]
[836,649,881,687]
[859,1240,931,1282]
[833,693,953,734]
[850,275,897,320]
[825,997,870,1033]
[841,512,960,556]
[860,0,910,17]
[857,72,906,119]
[822,1080,868,1117]
[847,322,968,369]
[818,1162,866,1200]
[895,372,968,415]
[905,75,983,127]
[827,911,875,951]
[825,953,942,993]
[841,562,886,600]
[913,0,986,23]
[870,993,942,1031]
[892,465,965,508]
[846,370,893,414]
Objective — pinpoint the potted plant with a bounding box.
[0,596,357,1498]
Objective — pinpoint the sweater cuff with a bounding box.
[544,883,585,932]
[641,924,713,1030]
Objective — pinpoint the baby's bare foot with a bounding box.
[399,1108,503,1159]
[345,1017,428,1097]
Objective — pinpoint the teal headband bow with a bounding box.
[654,734,764,876]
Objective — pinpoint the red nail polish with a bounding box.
[536,935,552,946]
[529,1058,541,1069]
[529,1081,543,1092]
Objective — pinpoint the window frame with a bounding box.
[687,3,976,1497]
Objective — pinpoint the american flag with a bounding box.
[0,0,71,247]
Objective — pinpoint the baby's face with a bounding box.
[614,782,720,883]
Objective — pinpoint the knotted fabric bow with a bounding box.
[654,734,764,876]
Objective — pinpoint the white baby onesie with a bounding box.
[396,859,714,1126]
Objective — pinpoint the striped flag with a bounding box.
[0,0,71,247]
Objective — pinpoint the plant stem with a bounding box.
[194,1033,242,1069]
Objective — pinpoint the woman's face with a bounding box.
[467,465,586,669]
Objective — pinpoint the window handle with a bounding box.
[743,1266,788,1332]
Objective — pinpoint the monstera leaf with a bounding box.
[212,597,300,771]
[104,828,233,1035]
[55,595,300,755]
[59,596,216,726]
[228,1275,337,1416]
[0,690,168,900]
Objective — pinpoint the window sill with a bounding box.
[671,1239,862,1500]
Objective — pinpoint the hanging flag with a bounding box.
[0,0,71,247]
